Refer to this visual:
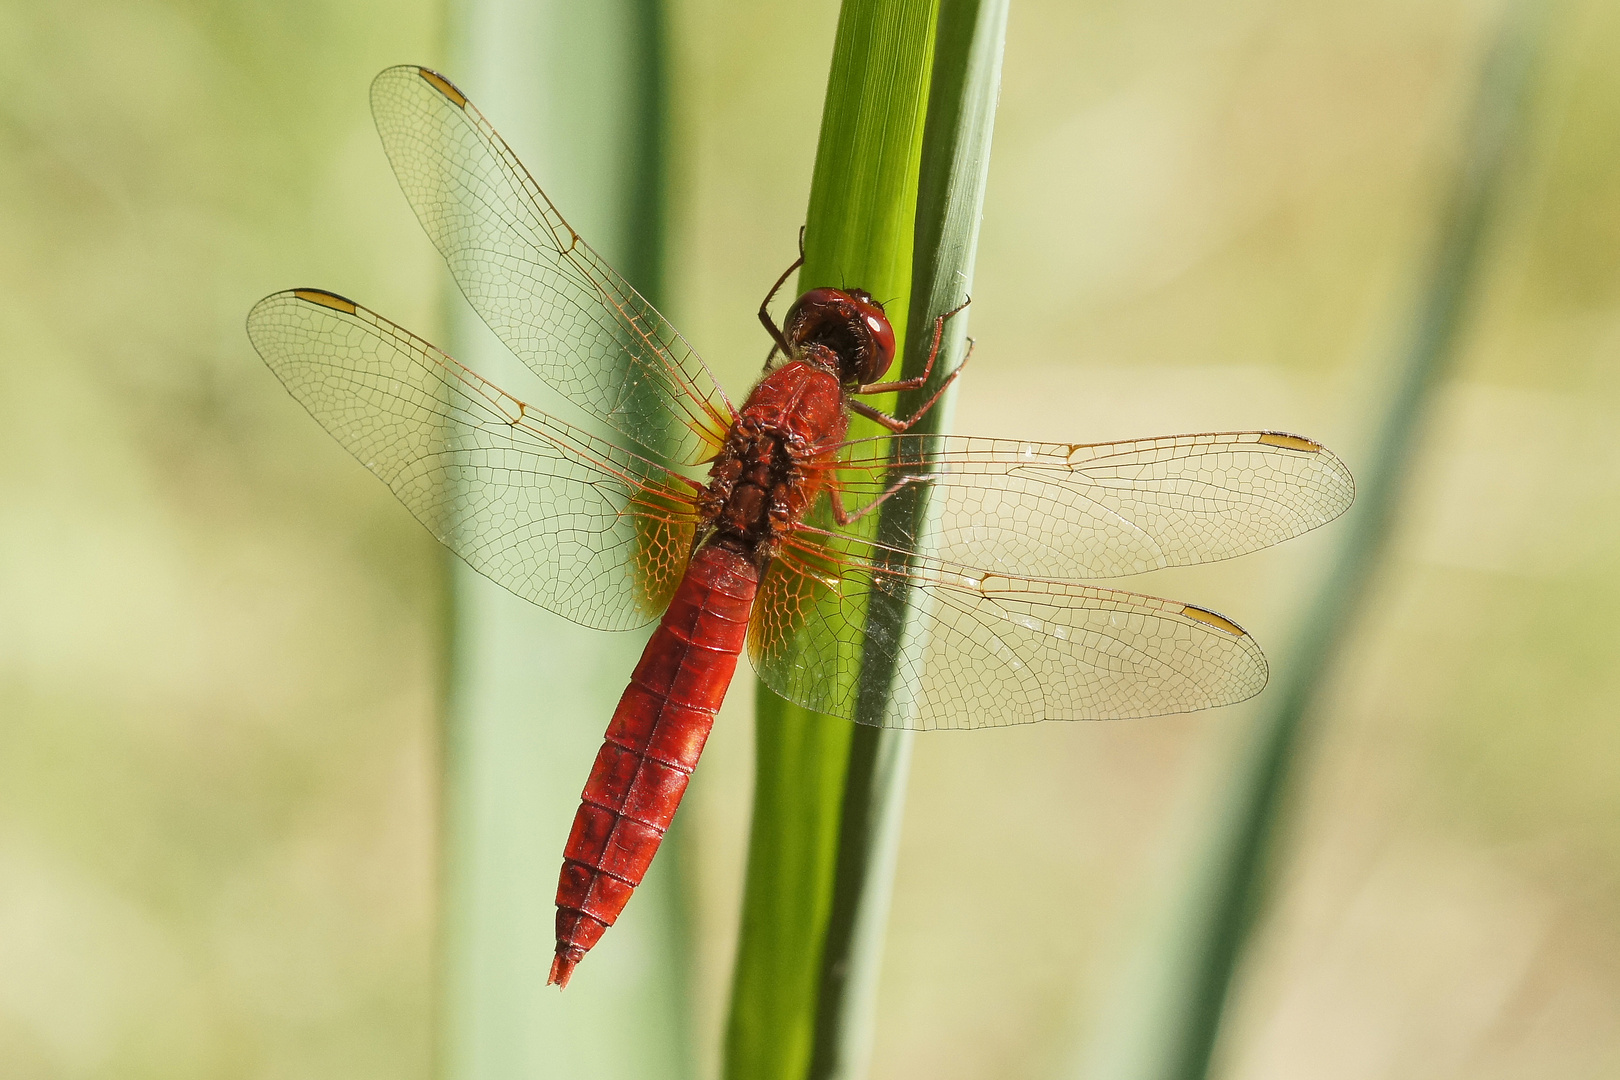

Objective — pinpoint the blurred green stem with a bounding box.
[1096,7,1545,1080]
[439,2,690,1078]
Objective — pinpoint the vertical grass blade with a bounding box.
[810,3,1009,1078]
[726,4,937,1079]
[437,2,691,1078]
[1091,7,1546,1080]
[726,2,1007,1078]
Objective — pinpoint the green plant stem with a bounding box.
[726,4,937,1079]
[1097,8,1544,1080]
[726,2,1007,1078]
[810,3,1008,1078]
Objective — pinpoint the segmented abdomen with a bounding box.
[549,542,760,987]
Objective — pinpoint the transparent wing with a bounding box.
[246,289,701,631]
[831,431,1354,579]
[749,524,1268,731]
[369,64,733,466]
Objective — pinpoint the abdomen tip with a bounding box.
[548,946,584,989]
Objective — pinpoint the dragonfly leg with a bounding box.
[758,227,807,363]
[855,296,971,395]
[849,334,975,433]
[827,475,928,526]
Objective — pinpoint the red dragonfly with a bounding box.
[248,66,1353,988]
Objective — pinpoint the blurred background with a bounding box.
[3,1,1618,1078]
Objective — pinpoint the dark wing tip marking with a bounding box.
[1181,604,1247,637]
[291,288,359,314]
[1258,431,1324,453]
[415,66,468,108]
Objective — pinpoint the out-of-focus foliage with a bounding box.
[4,1,1620,1079]
[432,3,694,1079]
[0,1,445,1077]
[1094,12,1543,1080]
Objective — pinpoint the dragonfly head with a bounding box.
[784,287,896,385]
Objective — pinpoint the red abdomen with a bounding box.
[549,543,760,987]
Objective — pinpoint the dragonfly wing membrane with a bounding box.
[833,431,1354,579]
[750,533,1268,731]
[369,65,732,467]
[247,289,699,631]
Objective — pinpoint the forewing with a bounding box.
[369,65,733,466]
[749,532,1268,730]
[833,431,1354,579]
[246,289,700,631]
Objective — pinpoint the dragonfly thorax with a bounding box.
[699,354,848,566]
[698,420,802,564]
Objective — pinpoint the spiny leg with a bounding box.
[850,335,975,433]
[758,226,807,366]
[826,474,930,527]
[855,296,971,395]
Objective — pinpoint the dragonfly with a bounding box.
[247,65,1354,988]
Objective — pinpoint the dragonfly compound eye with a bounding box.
[784,287,895,384]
